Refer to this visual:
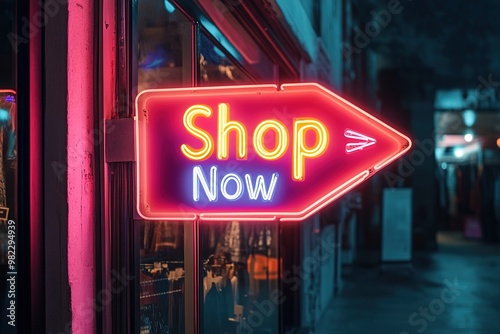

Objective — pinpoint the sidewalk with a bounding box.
[315,232,500,334]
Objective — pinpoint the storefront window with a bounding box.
[0,1,17,333]
[199,31,254,86]
[197,0,276,82]
[137,1,193,333]
[0,90,16,274]
[199,221,279,334]
[139,221,185,334]
[137,0,193,91]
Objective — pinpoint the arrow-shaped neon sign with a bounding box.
[135,83,411,222]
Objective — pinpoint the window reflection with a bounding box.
[199,32,253,86]
[140,221,185,334]
[0,3,17,333]
[0,90,16,267]
[197,0,276,82]
[137,1,192,332]
[137,0,192,91]
[200,221,279,334]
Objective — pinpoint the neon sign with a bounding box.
[135,83,411,222]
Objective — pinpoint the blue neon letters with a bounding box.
[193,165,279,202]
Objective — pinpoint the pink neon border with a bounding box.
[0,89,16,94]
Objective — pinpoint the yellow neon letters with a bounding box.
[253,120,289,160]
[293,119,329,181]
[181,105,214,160]
[218,103,248,160]
[181,104,329,181]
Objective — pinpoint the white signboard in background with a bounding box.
[495,179,500,222]
[382,188,412,262]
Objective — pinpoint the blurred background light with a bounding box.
[462,109,476,127]
[164,0,175,13]
[454,147,464,158]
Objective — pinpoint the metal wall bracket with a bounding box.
[105,118,135,162]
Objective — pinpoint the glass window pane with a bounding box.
[197,0,276,82]
[0,90,15,221]
[0,1,17,333]
[136,1,192,333]
[137,0,193,91]
[199,32,254,86]
[140,221,185,334]
[199,221,279,334]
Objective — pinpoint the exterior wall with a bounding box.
[321,0,343,90]
[276,0,318,62]
[319,225,335,315]
[44,1,72,332]
[300,216,336,328]
[42,1,96,333]
[377,67,437,250]
[67,1,96,333]
[300,217,315,326]
[277,0,343,90]
[299,0,315,25]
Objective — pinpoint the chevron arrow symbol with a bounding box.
[345,129,377,153]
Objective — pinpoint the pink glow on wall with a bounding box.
[67,1,95,333]
[101,0,117,331]
[30,0,43,327]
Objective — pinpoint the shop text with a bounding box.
[181,103,329,182]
